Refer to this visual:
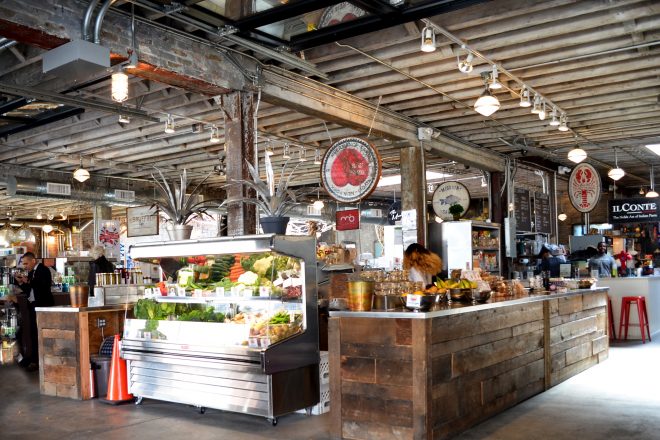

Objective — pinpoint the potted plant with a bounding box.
[449,203,464,221]
[151,168,219,240]
[222,158,309,234]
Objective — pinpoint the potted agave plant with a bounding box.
[151,167,219,240]
[222,156,309,234]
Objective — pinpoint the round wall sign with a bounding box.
[432,181,471,220]
[320,137,382,203]
[568,162,601,213]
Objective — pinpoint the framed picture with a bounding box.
[126,205,159,237]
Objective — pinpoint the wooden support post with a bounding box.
[223,91,257,236]
[400,145,427,246]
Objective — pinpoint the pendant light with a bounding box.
[73,157,90,182]
[488,65,502,90]
[519,86,531,107]
[164,114,175,133]
[420,26,436,52]
[567,145,587,163]
[646,165,658,198]
[558,212,568,222]
[42,224,53,234]
[111,72,129,102]
[607,148,625,181]
[474,73,500,117]
[312,187,324,210]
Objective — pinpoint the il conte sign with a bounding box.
[608,198,659,224]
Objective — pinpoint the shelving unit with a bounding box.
[438,221,501,275]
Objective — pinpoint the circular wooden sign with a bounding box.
[320,137,382,204]
[568,162,601,213]
[432,181,471,220]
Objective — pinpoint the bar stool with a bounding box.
[608,297,616,340]
[618,296,651,343]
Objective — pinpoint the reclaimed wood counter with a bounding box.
[35,305,130,400]
[328,288,609,440]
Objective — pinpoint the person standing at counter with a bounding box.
[537,245,565,277]
[588,242,617,277]
[403,243,442,287]
[14,252,54,371]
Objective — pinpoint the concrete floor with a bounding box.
[1,338,659,440]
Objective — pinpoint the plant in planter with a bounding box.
[222,157,310,234]
[151,168,220,240]
[448,203,464,221]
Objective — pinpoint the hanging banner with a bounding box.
[568,163,601,213]
[387,201,402,225]
[336,209,360,231]
[608,198,660,224]
[98,220,121,259]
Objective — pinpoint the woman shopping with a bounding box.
[403,243,442,287]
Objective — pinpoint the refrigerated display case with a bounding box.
[122,234,319,425]
[438,221,501,275]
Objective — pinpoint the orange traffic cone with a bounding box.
[101,334,133,405]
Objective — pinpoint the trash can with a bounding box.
[90,355,112,398]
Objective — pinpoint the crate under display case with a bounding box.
[122,235,320,425]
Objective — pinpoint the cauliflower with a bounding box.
[237,271,259,285]
[252,256,274,276]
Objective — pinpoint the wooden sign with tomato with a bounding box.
[321,137,382,203]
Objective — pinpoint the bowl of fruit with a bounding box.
[401,291,437,311]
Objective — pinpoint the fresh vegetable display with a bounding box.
[268,311,291,325]
[134,298,225,323]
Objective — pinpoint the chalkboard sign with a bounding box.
[514,188,532,231]
[534,192,552,233]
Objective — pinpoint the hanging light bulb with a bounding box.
[282,143,291,160]
[567,145,587,163]
[538,99,547,120]
[73,157,90,182]
[549,107,560,126]
[558,213,568,221]
[265,139,274,156]
[209,125,221,143]
[420,26,436,52]
[164,114,175,133]
[118,114,130,124]
[474,86,500,117]
[488,65,502,90]
[646,165,658,198]
[298,147,307,162]
[531,94,541,114]
[519,86,531,107]
[607,148,625,181]
[640,187,646,195]
[558,113,569,132]
[313,148,322,165]
[36,211,43,220]
[42,224,53,234]
[312,187,324,210]
[111,72,129,102]
[457,52,474,73]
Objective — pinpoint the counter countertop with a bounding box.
[329,287,608,319]
[35,304,132,313]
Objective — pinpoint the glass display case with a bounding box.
[122,234,319,425]
[438,221,501,276]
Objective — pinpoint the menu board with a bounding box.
[534,193,552,233]
[514,188,532,232]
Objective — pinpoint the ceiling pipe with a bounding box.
[82,0,102,41]
[94,0,120,44]
[0,39,17,52]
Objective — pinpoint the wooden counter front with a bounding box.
[35,305,129,400]
[329,289,609,440]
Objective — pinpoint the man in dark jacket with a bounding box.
[15,252,53,370]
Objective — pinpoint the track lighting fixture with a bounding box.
[531,94,541,114]
[265,140,274,156]
[209,126,220,143]
[314,148,322,165]
[519,86,531,107]
[567,145,587,164]
[646,166,658,198]
[488,65,502,90]
[111,72,129,103]
[73,157,90,182]
[549,107,559,126]
[607,148,625,181]
[558,113,569,132]
[118,114,130,124]
[457,51,474,73]
[481,176,487,187]
[60,211,67,220]
[298,147,307,162]
[420,26,436,52]
[538,99,546,120]
[36,211,43,220]
[282,143,291,160]
[164,114,175,133]
[474,73,500,117]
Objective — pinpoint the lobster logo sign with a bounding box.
[568,163,601,213]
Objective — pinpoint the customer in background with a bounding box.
[537,244,566,277]
[88,244,115,288]
[588,242,617,277]
[14,252,54,371]
[403,243,442,287]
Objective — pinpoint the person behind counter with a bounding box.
[14,252,54,371]
[88,244,116,288]
[588,242,617,277]
[537,244,566,277]
[403,243,442,287]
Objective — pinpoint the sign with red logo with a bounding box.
[336,209,360,231]
[568,163,601,213]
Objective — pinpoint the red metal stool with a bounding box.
[608,297,616,340]
[619,296,651,343]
